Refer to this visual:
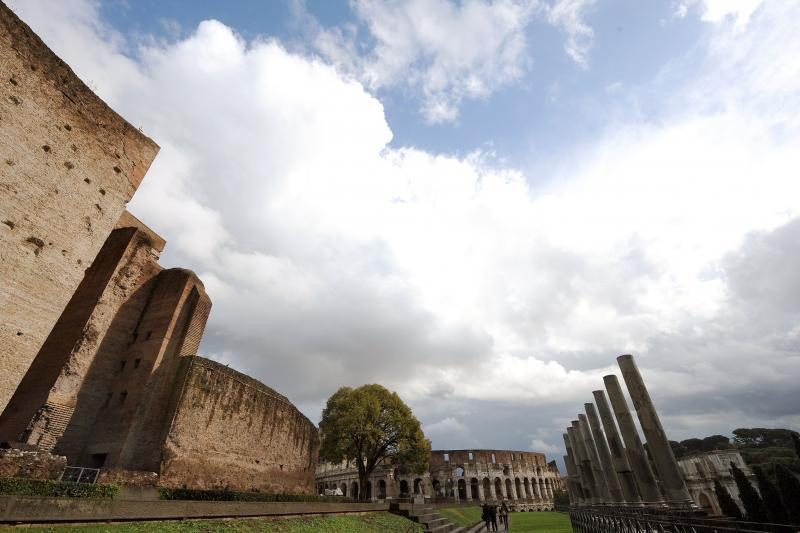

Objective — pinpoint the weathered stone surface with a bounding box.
[617,354,692,506]
[0,448,65,479]
[0,1,159,412]
[585,402,624,503]
[592,389,641,504]
[160,357,319,495]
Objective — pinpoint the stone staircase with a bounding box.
[390,503,486,533]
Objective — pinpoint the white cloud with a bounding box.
[674,0,766,30]
[7,0,800,453]
[544,0,595,68]
[310,0,536,123]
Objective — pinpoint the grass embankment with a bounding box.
[438,505,482,527]
[509,511,573,532]
[21,513,423,533]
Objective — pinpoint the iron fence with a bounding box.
[569,507,797,533]
[58,466,100,484]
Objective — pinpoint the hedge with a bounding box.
[0,477,119,498]
[158,487,355,503]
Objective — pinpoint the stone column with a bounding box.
[510,478,518,500]
[617,354,693,506]
[568,424,597,504]
[593,389,642,504]
[563,432,584,505]
[578,414,611,503]
[478,481,485,502]
[585,402,624,503]
[604,374,662,504]
[466,480,473,502]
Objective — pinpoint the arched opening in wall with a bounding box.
[524,478,531,499]
[340,483,347,496]
[483,477,491,500]
[351,481,359,500]
[494,478,503,499]
[432,479,441,497]
[698,492,714,514]
[540,479,546,499]
[544,478,551,498]
[365,481,372,500]
[505,478,513,499]
[515,478,523,499]
[317,483,324,495]
[503,466,510,476]
[399,479,409,497]
[470,477,479,500]
[457,478,467,500]
[455,465,465,477]
[414,478,423,495]
[378,479,387,499]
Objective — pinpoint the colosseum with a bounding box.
[316,449,563,511]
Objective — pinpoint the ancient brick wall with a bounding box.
[429,449,548,467]
[0,219,164,448]
[0,2,159,411]
[159,357,319,494]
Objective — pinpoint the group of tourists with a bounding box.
[481,501,510,531]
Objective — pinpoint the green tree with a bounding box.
[753,466,789,524]
[319,384,431,500]
[775,464,800,524]
[714,479,743,520]
[729,462,768,522]
[792,432,800,460]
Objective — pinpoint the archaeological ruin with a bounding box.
[316,449,563,510]
[0,2,317,494]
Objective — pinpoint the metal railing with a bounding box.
[58,467,100,484]
[569,507,797,533]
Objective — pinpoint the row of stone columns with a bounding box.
[563,354,693,509]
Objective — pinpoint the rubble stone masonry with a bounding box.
[0,1,159,411]
[160,357,319,495]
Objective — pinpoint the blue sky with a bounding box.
[10,0,800,465]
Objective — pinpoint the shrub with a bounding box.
[0,477,119,498]
[158,487,355,503]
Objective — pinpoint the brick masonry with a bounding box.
[0,1,159,412]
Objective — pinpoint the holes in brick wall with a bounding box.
[5,159,14,166]
[134,359,141,369]
[99,188,106,195]
[83,178,91,184]
[64,124,72,131]
[2,220,14,229]
[113,166,121,174]
[119,391,127,404]
[9,77,18,86]
[41,145,51,153]
[25,236,45,256]
[64,161,74,170]
[145,331,152,340]
[120,360,126,371]
[8,95,21,105]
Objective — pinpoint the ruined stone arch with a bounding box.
[457,478,467,499]
[524,477,531,498]
[378,479,387,499]
[340,483,347,496]
[351,481,359,500]
[483,477,491,498]
[399,479,409,496]
[698,492,714,513]
[515,477,523,499]
[432,479,442,496]
[505,478,513,499]
[414,477,424,495]
[455,465,465,477]
[494,477,503,499]
[470,477,479,499]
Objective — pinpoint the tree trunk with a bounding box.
[359,471,370,501]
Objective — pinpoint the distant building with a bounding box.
[677,449,753,516]
[316,448,562,511]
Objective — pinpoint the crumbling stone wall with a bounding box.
[160,357,319,494]
[0,2,159,412]
[0,448,66,480]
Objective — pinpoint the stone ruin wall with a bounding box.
[160,357,319,494]
[0,1,159,412]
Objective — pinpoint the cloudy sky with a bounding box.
[10,0,800,466]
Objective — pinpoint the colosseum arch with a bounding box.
[351,481,359,499]
[505,478,514,499]
[494,477,503,498]
[470,477,479,499]
[458,478,467,499]
[483,477,492,499]
[340,483,347,496]
[515,477,523,499]
[524,478,531,499]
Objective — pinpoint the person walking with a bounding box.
[482,503,492,531]
[500,501,510,532]
[490,504,499,532]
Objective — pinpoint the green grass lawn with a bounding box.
[21,512,423,533]
[437,505,483,527]
[509,511,573,533]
